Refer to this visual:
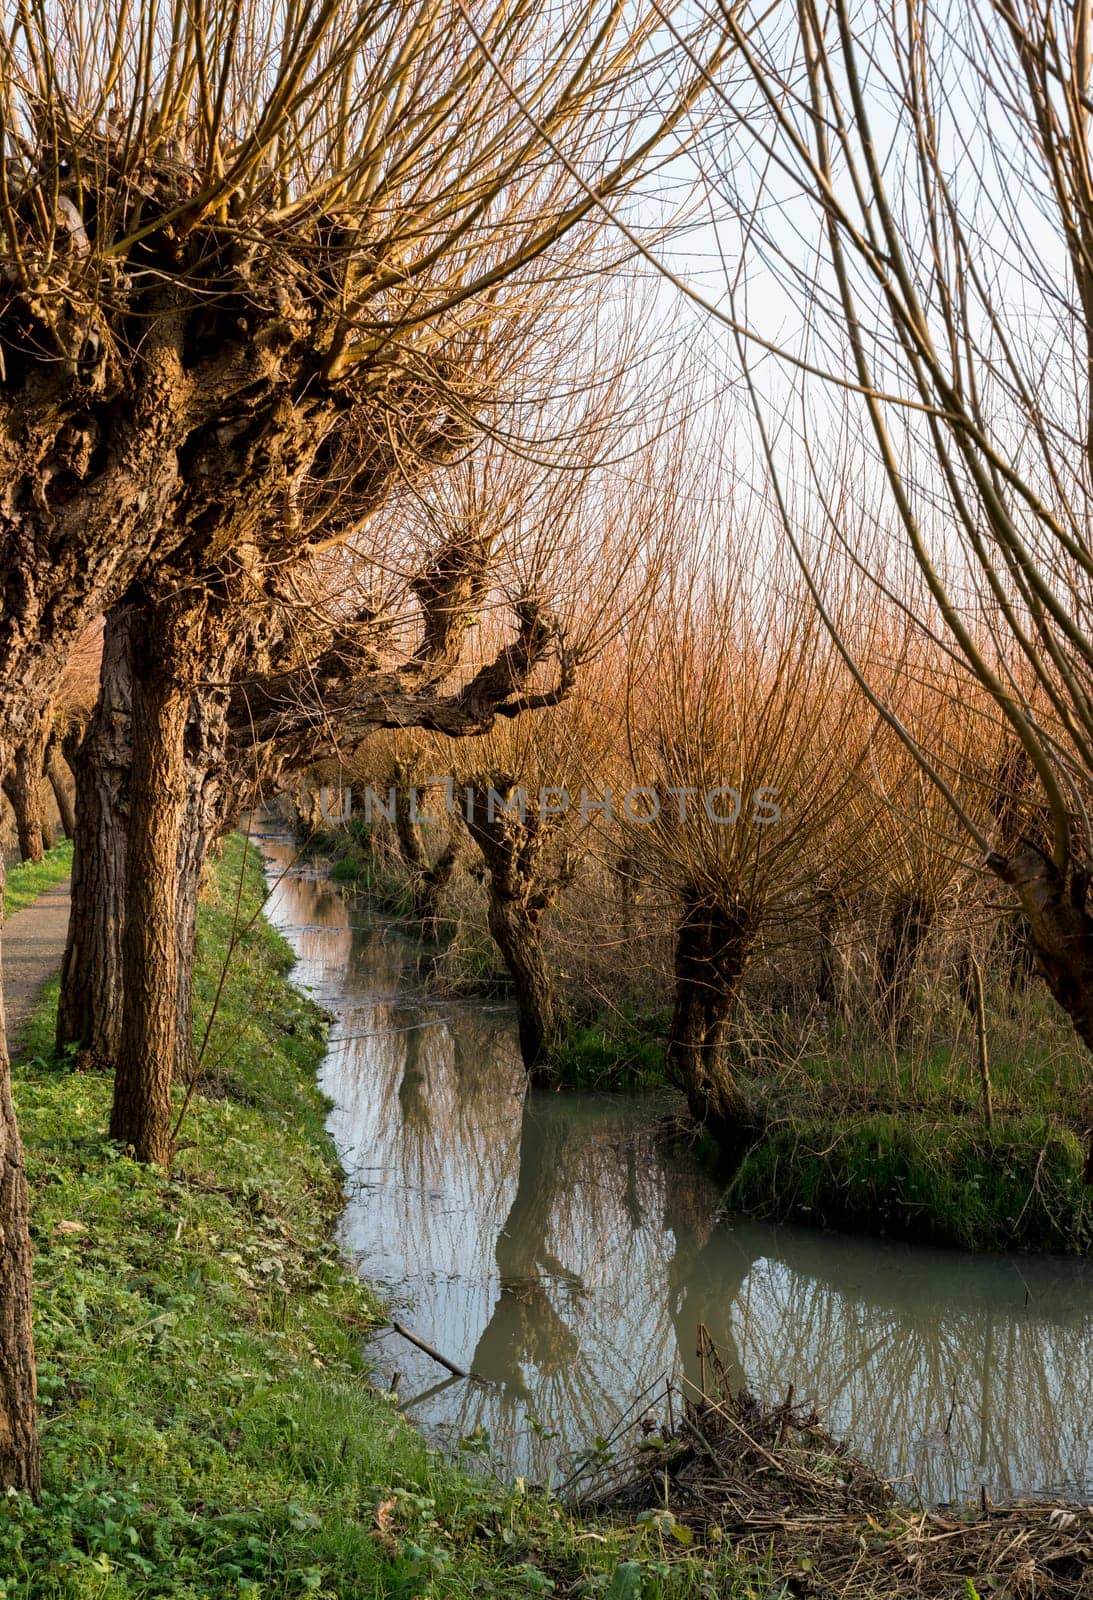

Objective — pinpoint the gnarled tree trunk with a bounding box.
[461,778,566,1080]
[668,889,753,1149]
[59,598,239,1095]
[486,893,560,1075]
[57,611,133,1068]
[109,601,191,1165]
[989,844,1093,1179]
[1,710,51,864]
[0,742,41,1498]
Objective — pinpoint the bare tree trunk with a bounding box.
[57,611,134,1068]
[668,890,753,1148]
[989,844,1093,1180]
[461,778,565,1079]
[173,686,235,1083]
[392,770,458,938]
[486,893,561,1075]
[108,587,243,1148]
[1,711,51,864]
[109,603,190,1165]
[0,747,41,1497]
[876,893,933,1044]
[59,598,238,1089]
[45,737,76,841]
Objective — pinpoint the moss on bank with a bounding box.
[551,1012,669,1093]
[3,837,74,918]
[728,1111,1093,1254]
[2,835,782,1599]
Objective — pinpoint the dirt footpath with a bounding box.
[2,879,71,1055]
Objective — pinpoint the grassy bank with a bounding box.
[3,835,779,1599]
[3,838,74,917]
[541,1011,1093,1252]
[728,1110,1092,1253]
[551,1011,669,1094]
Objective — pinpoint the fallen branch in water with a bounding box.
[389,1319,469,1378]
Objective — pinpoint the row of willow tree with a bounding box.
[305,510,1066,1152]
[0,0,731,1497]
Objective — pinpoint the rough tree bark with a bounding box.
[0,746,40,1498]
[667,889,753,1149]
[988,843,1093,1179]
[1,709,51,863]
[460,778,568,1079]
[488,893,561,1076]
[108,600,191,1165]
[57,612,134,1068]
[392,765,459,939]
[63,572,246,1100]
[172,662,237,1084]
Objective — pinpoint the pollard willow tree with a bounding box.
[406,394,676,1073]
[57,334,665,1158]
[692,0,1093,1160]
[0,0,727,1496]
[625,508,876,1147]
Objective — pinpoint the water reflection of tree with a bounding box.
[470,1094,584,1404]
[431,1091,681,1477]
[449,1006,526,1150]
[717,1229,1093,1502]
[663,1177,751,1398]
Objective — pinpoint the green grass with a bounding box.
[728,1109,1093,1253]
[719,991,1093,1253]
[3,836,773,1599]
[4,838,74,917]
[551,1011,669,1093]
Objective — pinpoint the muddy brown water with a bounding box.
[258,831,1093,1505]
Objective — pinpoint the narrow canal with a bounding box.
[259,829,1093,1505]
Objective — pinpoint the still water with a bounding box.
[258,831,1093,1505]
